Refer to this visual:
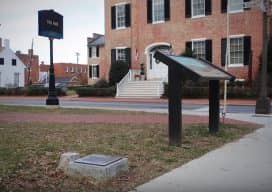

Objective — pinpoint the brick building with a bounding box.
[90,0,270,97]
[40,62,88,85]
[16,49,39,85]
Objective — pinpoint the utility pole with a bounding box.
[75,52,80,64]
[255,0,271,114]
[222,0,230,120]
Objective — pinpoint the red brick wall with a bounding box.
[104,0,266,80]
[40,63,88,84]
[16,50,39,85]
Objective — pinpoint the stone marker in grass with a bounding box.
[58,152,128,180]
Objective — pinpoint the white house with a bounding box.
[0,38,25,88]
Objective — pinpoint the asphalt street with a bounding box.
[0,97,259,113]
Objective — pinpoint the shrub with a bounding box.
[25,86,66,96]
[76,87,116,97]
[162,83,208,98]
[109,60,129,86]
[0,88,7,95]
[2,88,25,96]
[93,79,110,88]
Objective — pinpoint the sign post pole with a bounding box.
[38,9,63,106]
[46,37,59,105]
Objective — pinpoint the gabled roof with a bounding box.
[88,35,105,47]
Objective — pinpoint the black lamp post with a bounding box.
[38,9,63,106]
[46,37,59,105]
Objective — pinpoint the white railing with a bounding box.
[116,69,142,97]
[116,70,132,97]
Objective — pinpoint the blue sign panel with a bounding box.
[38,10,63,39]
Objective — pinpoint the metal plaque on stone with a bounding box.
[75,154,122,166]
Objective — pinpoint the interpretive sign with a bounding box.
[154,51,235,146]
[38,10,63,39]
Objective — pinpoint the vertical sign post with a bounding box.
[38,10,63,105]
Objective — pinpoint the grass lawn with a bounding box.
[0,105,259,192]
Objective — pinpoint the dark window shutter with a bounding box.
[164,0,170,21]
[111,6,116,29]
[244,0,251,10]
[185,41,192,52]
[89,47,92,58]
[244,36,251,66]
[205,0,212,16]
[185,0,191,18]
[0,58,4,65]
[96,46,99,57]
[89,66,93,78]
[221,38,227,66]
[126,48,131,68]
[111,49,116,65]
[221,0,227,13]
[147,0,153,23]
[125,4,131,27]
[97,65,100,78]
[205,39,212,62]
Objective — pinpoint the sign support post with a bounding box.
[46,37,59,105]
[38,9,63,106]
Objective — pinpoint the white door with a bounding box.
[147,51,168,80]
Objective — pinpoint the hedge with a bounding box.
[162,83,272,99]
[76,87,116,97]
[0,87,66,96]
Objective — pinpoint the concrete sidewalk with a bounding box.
[136,113,272,192]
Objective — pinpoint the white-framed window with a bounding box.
[116,48,127,62]
[192,0,205,17]
[229,0,244,13]
[14,72,19,87]
[89,64,99,79]
[116,4,126,28]
[91,46,97,58]
[65,66,69,73]
[71,67,74,73]
[192,39,206,59]
[230,36,244,66]
[153,0,165,23]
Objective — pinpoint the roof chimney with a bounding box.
[4,39,10,48]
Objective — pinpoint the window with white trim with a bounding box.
[116,48,126,62]
[91,46,97,58]
[116,4,126,28]
[229,0,243,12]
[192,40,206,59]
[230,37,244,65]
[192,0,205,17]
[65,66,69,73]
[89,64,99,79]
[153,0,165,23]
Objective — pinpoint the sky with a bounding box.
[0,0,104,65]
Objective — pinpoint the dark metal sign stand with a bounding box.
[154,51,235,146]
[38,9,63,106]
[46,37,59,105]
